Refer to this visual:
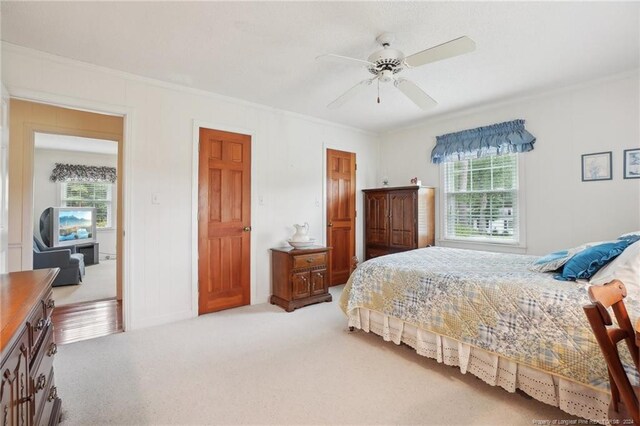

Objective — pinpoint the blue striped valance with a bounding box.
[431,119,535,164]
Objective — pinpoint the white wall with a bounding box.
[33,148,118,255]
[379,72,640,255]
[2,43,379,329]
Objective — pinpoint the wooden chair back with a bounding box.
[583,280,639,424]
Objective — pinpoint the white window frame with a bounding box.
[59,182,114,230]
[438,153,527,253]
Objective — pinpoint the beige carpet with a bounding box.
[55,286,577,425]
[53,259,116,306]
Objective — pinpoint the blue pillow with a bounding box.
[555,239,633,281]
[618,234,640,244]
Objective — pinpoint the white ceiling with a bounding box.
[34,133,118,155]
[2,2,639,133]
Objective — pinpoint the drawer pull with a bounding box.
[47,343,58,357]
[36,374,47,391]
[47,386,58,402]
[46,299,55,309]
[34,319,46,332]
[306,258,314,263]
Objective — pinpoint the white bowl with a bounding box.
[287,239,315,249]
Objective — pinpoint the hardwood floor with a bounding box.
[52,298,122,345]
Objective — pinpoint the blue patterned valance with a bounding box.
[50,163,117,183]
[431,119,536,164]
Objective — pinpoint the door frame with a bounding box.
[322,144,358,281]
[191,120,257,315]
[6,88,134,331]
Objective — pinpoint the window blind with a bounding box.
[443,153,519,243]
[61,182,113,228]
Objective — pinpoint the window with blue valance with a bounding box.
[430,119,536,164]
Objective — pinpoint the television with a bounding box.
[40,207,97,247]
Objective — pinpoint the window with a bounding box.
[443,153,519,244]
[61,182,113,229]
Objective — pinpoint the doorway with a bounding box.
[9,99,125,344]
[326,148,356,286]
[197,127,252,314]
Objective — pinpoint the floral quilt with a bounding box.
[339,247,639,390]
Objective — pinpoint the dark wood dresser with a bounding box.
[363,185,435,260]
[1,269,62,426]
[270,246,332,312]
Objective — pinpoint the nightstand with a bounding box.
[270,246,332,312]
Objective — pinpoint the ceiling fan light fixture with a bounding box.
[318,33,474,110]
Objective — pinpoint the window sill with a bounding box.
[97,227,117,232]
[437,238,527,255]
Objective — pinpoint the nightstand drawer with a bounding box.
[292,253,327,269]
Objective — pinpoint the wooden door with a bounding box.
[326,149,356,286]
[365,191,389,246]
[198,128,251,314]
[389,190,416,249]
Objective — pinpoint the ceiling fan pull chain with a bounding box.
[377,78,380,104]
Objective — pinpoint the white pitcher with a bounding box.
[291,223,310,242]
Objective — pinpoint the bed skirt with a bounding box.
[347,307,610,422]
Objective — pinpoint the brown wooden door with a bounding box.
[365,191,389,246]
[198,128,251,314]
[389,190,416,249]
[326,149,356,286]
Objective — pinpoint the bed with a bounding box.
[339,246,639,421]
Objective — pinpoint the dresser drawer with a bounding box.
[31,326,55,416]
[42,289,55,320]
[27,303,48,359]
[366,248,389,260]
[35,370,58,426]
[292,252,327,269]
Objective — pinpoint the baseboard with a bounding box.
[130,309,194,331]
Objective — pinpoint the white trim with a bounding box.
[6,88,135,331]
[191,120,257,317]
[438,153,527,254]
[3,42,375,137]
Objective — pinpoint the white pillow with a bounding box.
[619,231,640,238]
[590,240,640,299]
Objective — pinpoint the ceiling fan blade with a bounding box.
[316,53,376,68]
[327,78,376,109]
[394,78,437,110]
[404,36,475,68]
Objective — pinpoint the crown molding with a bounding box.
[384,68,640,135]
[1,42,378,137]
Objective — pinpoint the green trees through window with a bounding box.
[444,154,519,243]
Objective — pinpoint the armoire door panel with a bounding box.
[389,191,416,249]
[365,192,388,246]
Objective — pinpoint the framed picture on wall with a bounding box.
[582,151,612,182]
[623,148,640,179]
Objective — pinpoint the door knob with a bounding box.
[243,226,252,232]
[327,222,333,227]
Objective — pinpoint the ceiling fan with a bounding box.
[317,33,475,110]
